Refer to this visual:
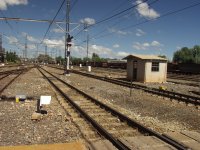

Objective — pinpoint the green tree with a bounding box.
[6,51,19,63]
[91,53,101,62]
[192,45,200,63]
[37,54,53,63]
[173,47,194,63]
[55,56,64,64]
[70,57,82,65]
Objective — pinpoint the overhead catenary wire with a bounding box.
[75,0,158,47]
[71,0,79,12]
[73,0,150,38]
[0,10,21,40]
[40,0,66,44]
[79,0,200,43]
[45,0,79,43]
[0,17,69,23]
[0,11,24,51]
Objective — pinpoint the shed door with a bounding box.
[133,61,137,80]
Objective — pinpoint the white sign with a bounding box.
[40,96,51,106]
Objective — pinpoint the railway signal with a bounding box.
[64,0,71,75]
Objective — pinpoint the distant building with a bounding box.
[123,54,167,83]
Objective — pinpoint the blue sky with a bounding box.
[0,0,200,60]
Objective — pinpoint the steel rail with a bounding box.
[69,69,200,106]
[0,69,25,75]
[47,65,200,105]
[0,71,23,94]
[39,67,188,150]
[0,67,33,94]
[0,73,12,80]
[38,67,130,150]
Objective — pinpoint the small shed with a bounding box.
[123,54,167,83]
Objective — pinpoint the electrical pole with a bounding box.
[0,34,3,63]
[87,34,89,58]
[25,34,27,63]
[64,0,73,75]
[45,45,47,64]
[59,49,61,65]
[0,34,2,53]
[36,44,39,63]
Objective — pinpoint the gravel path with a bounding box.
[75,66,200,98]
[0,68,82,146]
[45,66,200,133]
[1,66,199,147]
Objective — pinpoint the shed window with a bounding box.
[151,62,159,72]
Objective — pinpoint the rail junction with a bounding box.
[47,65,200,107]
[0,64,200,150]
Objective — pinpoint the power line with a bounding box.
[99,0,131,21]
[40,0,66,44]
[45,0,79,44]
[95,0,149,26]
[71,0,79,12]
[89,1,200,41]
[0,16,67,23]
[122,1,200,32]
[74,0,149,38]
[75,0,158,46]
[0,11,17,35]
[0,11,23,50]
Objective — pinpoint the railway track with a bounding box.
[0,68,26,75]
[0,68,31,95]
[167,73,200,82]
[47,65,200,107]
[38,66,188,150]
[55,65,200,87]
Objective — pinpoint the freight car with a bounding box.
[167,63,200,74]
[89,60,127,69]
[107,60,127,69]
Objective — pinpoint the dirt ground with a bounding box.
[0,68,82,146]
[45,66,200,132]
[0,66,199,147]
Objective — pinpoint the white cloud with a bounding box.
[51,28,64,34]
[71,44,130,59]
[151,40,161,46]
[136,29,145,36]
[113,44,120,48]
[80,17,96,25]
[27,36,38,42]
[0,0,28,10]
[116,51,129,57]
[90,45,112,56]
[6,36,18,44]
[27,44,36,50]
[132,41,163,50]
[136,0,160,19]
[108,28,130,36]
[21,32,39,43]
[133,42,147,50]
[70,44,113,58]
[5,35,25,50]
[43,39,64,49]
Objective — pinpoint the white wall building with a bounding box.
[123,54,167,83]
